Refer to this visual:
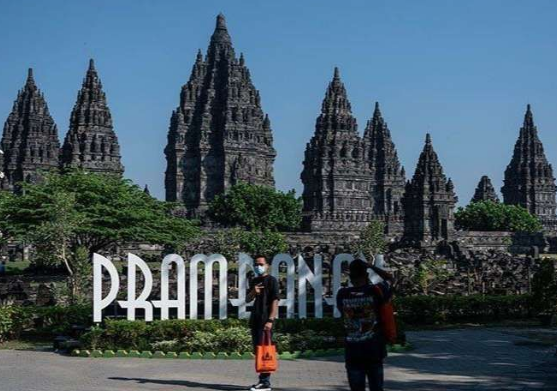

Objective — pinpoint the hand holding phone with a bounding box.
[254,283,264,295]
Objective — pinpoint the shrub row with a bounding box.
[0,304,91,342]
[80,319,345,353]
[0,294,533,347]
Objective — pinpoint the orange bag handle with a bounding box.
[262,330,273,346]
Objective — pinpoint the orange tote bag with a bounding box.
[373,285,397,345]
[255,331,278,373]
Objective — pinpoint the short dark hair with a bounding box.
[253,254,268,263]
[349,259,368,278]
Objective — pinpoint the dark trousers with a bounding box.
[252,328,272,385]
[346,363,384,391]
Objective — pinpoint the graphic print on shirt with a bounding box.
[341,292,377,343]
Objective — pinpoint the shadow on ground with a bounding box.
[109,377,246,391]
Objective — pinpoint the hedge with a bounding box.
[0,294,534,347]
[0,304,91,342]
[79,319,347,353]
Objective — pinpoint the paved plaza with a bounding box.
[1,328,556,391]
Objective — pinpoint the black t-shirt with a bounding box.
[336,282,391,367]
[249,274,280,330]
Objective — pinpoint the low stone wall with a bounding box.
[455,231,548,254]
[2,228,555,307]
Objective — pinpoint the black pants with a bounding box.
[252,328,272,385]
[346,362,384,391]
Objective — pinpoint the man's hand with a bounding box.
[264,321,273,331]
[254,283,264,296]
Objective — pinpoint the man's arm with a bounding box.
[246,287,256,303]
[369,264,394,282]
[264,299,279,331]
[264,278,280,331]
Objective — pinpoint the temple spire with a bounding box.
[301,69,371,231]
[210,13,231,45]
[165,15,275,214]
[471,175,499,203]
[373,101,382,118]
[403,133,457,245]
[319,67,354,122]
[1,68,60,191]
[61,59,123,175]
[523,103,534,128]
[363,101,405,220]
[333,66,340,80]
[26,68,36,87]
[502,105,556,228]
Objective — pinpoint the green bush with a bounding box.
[531,259,557,316]
[455,200,542,233]
[0,306,21,342]
[208,182,302,231]
[2,294,535,350]
[0,305,91,342]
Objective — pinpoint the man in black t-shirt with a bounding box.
[336,259,393,391]
[246,254,279,391]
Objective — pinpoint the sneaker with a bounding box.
[249,382,271,391]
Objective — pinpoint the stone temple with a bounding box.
[300,69,406,234]
[301,68,372,231]
[501,105,557,230]
[1,69,60,192]
[61,59,124,175]
[0,61,124,192]
[2,15,557,247]
[164,14,276,217]
[471,175,499,203]
[402,134,458,245]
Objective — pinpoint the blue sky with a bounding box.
[1,1,557,204]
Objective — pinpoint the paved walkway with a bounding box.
[0,328,556,391]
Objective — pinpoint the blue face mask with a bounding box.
[254,265,267,276]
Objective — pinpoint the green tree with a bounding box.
[455,200,542,233]
[0,170,200,260]
[354,220,387,260]
[208,182,302,231]
[410,259,452,295]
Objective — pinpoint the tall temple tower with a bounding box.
[403,134,457,245]
[164,14,276,216]
[60,59,124,175]
[501,105,557,230]
[1,69,60,191]
[471,175,499,203]
[363,102,406,233]
[300,67,372,231]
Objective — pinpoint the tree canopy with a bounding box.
[455,200,542,233]
[0,170,200,256]
[208,182,302,231]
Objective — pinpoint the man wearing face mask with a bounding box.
[246,254,279,391]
